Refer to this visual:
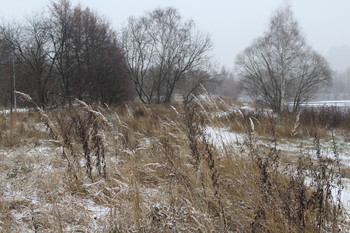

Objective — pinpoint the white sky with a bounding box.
[1,0,349,72]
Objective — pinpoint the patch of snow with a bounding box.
[340,179,350,214]
[27,145,52,155]
[302,100,350,107]
[144,163,163,167]
[240,105,256,112]
[205,126,244,150]
[82,199,110,220]
[0,108,29,115]
[34,123,48,133]
[207,125,350,218]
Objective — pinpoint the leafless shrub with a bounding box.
[15,91,109,181]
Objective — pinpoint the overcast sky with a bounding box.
[1,0,349,72]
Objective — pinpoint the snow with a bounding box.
[341,179,350,213]
[78,198,110,221]
[205,126,244,150]
[302,100,350,107]
[2,102,350,230]
[205,124,350,216]
[0,108,29,114]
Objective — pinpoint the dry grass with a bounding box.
[0,94,348,232]
[341,166,350,179]
[216,106,350,139]
[0,111,45,148]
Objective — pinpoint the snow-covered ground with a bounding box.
[299,100,350,110]
[205,125,350,215]
[304,100,350,107]
[205,126,244,149]
[0,108,29,114]
[2,100,350,230]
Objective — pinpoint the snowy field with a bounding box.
[300,100,350,109]
[0,108,29,115]
[205,123,350,217]
[1,100,350,231]
[205,99,350,218]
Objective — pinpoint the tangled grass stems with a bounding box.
[1,92,346,231]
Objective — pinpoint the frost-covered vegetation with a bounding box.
[1,94,349,232]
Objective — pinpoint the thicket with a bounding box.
[0,0,133,108]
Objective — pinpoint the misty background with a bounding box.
[0,0,349,101]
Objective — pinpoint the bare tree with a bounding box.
[288,49,332,111]
[48,0,75,98]
[235,4,332,112]
[1,13,55,107]
[0,0,132,107]
[48,0,131,104]
[179,69,211,103]
[121,7,212,104]
[70,6,130,103]
[0,37,14,107]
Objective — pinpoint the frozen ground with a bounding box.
[0,108,29,114]
[304,100,350,107]
[297,100,350,111]
[0,141,117,232]
[205,100,350,216]
[1,101,350,230]
[205,125,350,215]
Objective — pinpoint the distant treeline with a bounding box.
[0,0,134,107]
[0,0,239,108]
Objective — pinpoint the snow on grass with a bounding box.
[278,137,350,166]
[340,179,350,216]
[0,139,117,232]
[206,124,350,217]
[205,126,244,150]
[0,108,29,115]
[73,198,110,229]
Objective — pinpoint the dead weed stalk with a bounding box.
[15,91,109,181]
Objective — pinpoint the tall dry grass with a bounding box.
[0,93,347,232]
[0,111,44,148]
[216,105,350,139]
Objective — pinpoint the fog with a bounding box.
[327,45,350,73]
[1,0,349,72]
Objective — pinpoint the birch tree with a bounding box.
[236,4,332,112]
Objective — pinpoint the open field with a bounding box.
[1,95,350,232]
[301,100,350,108]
